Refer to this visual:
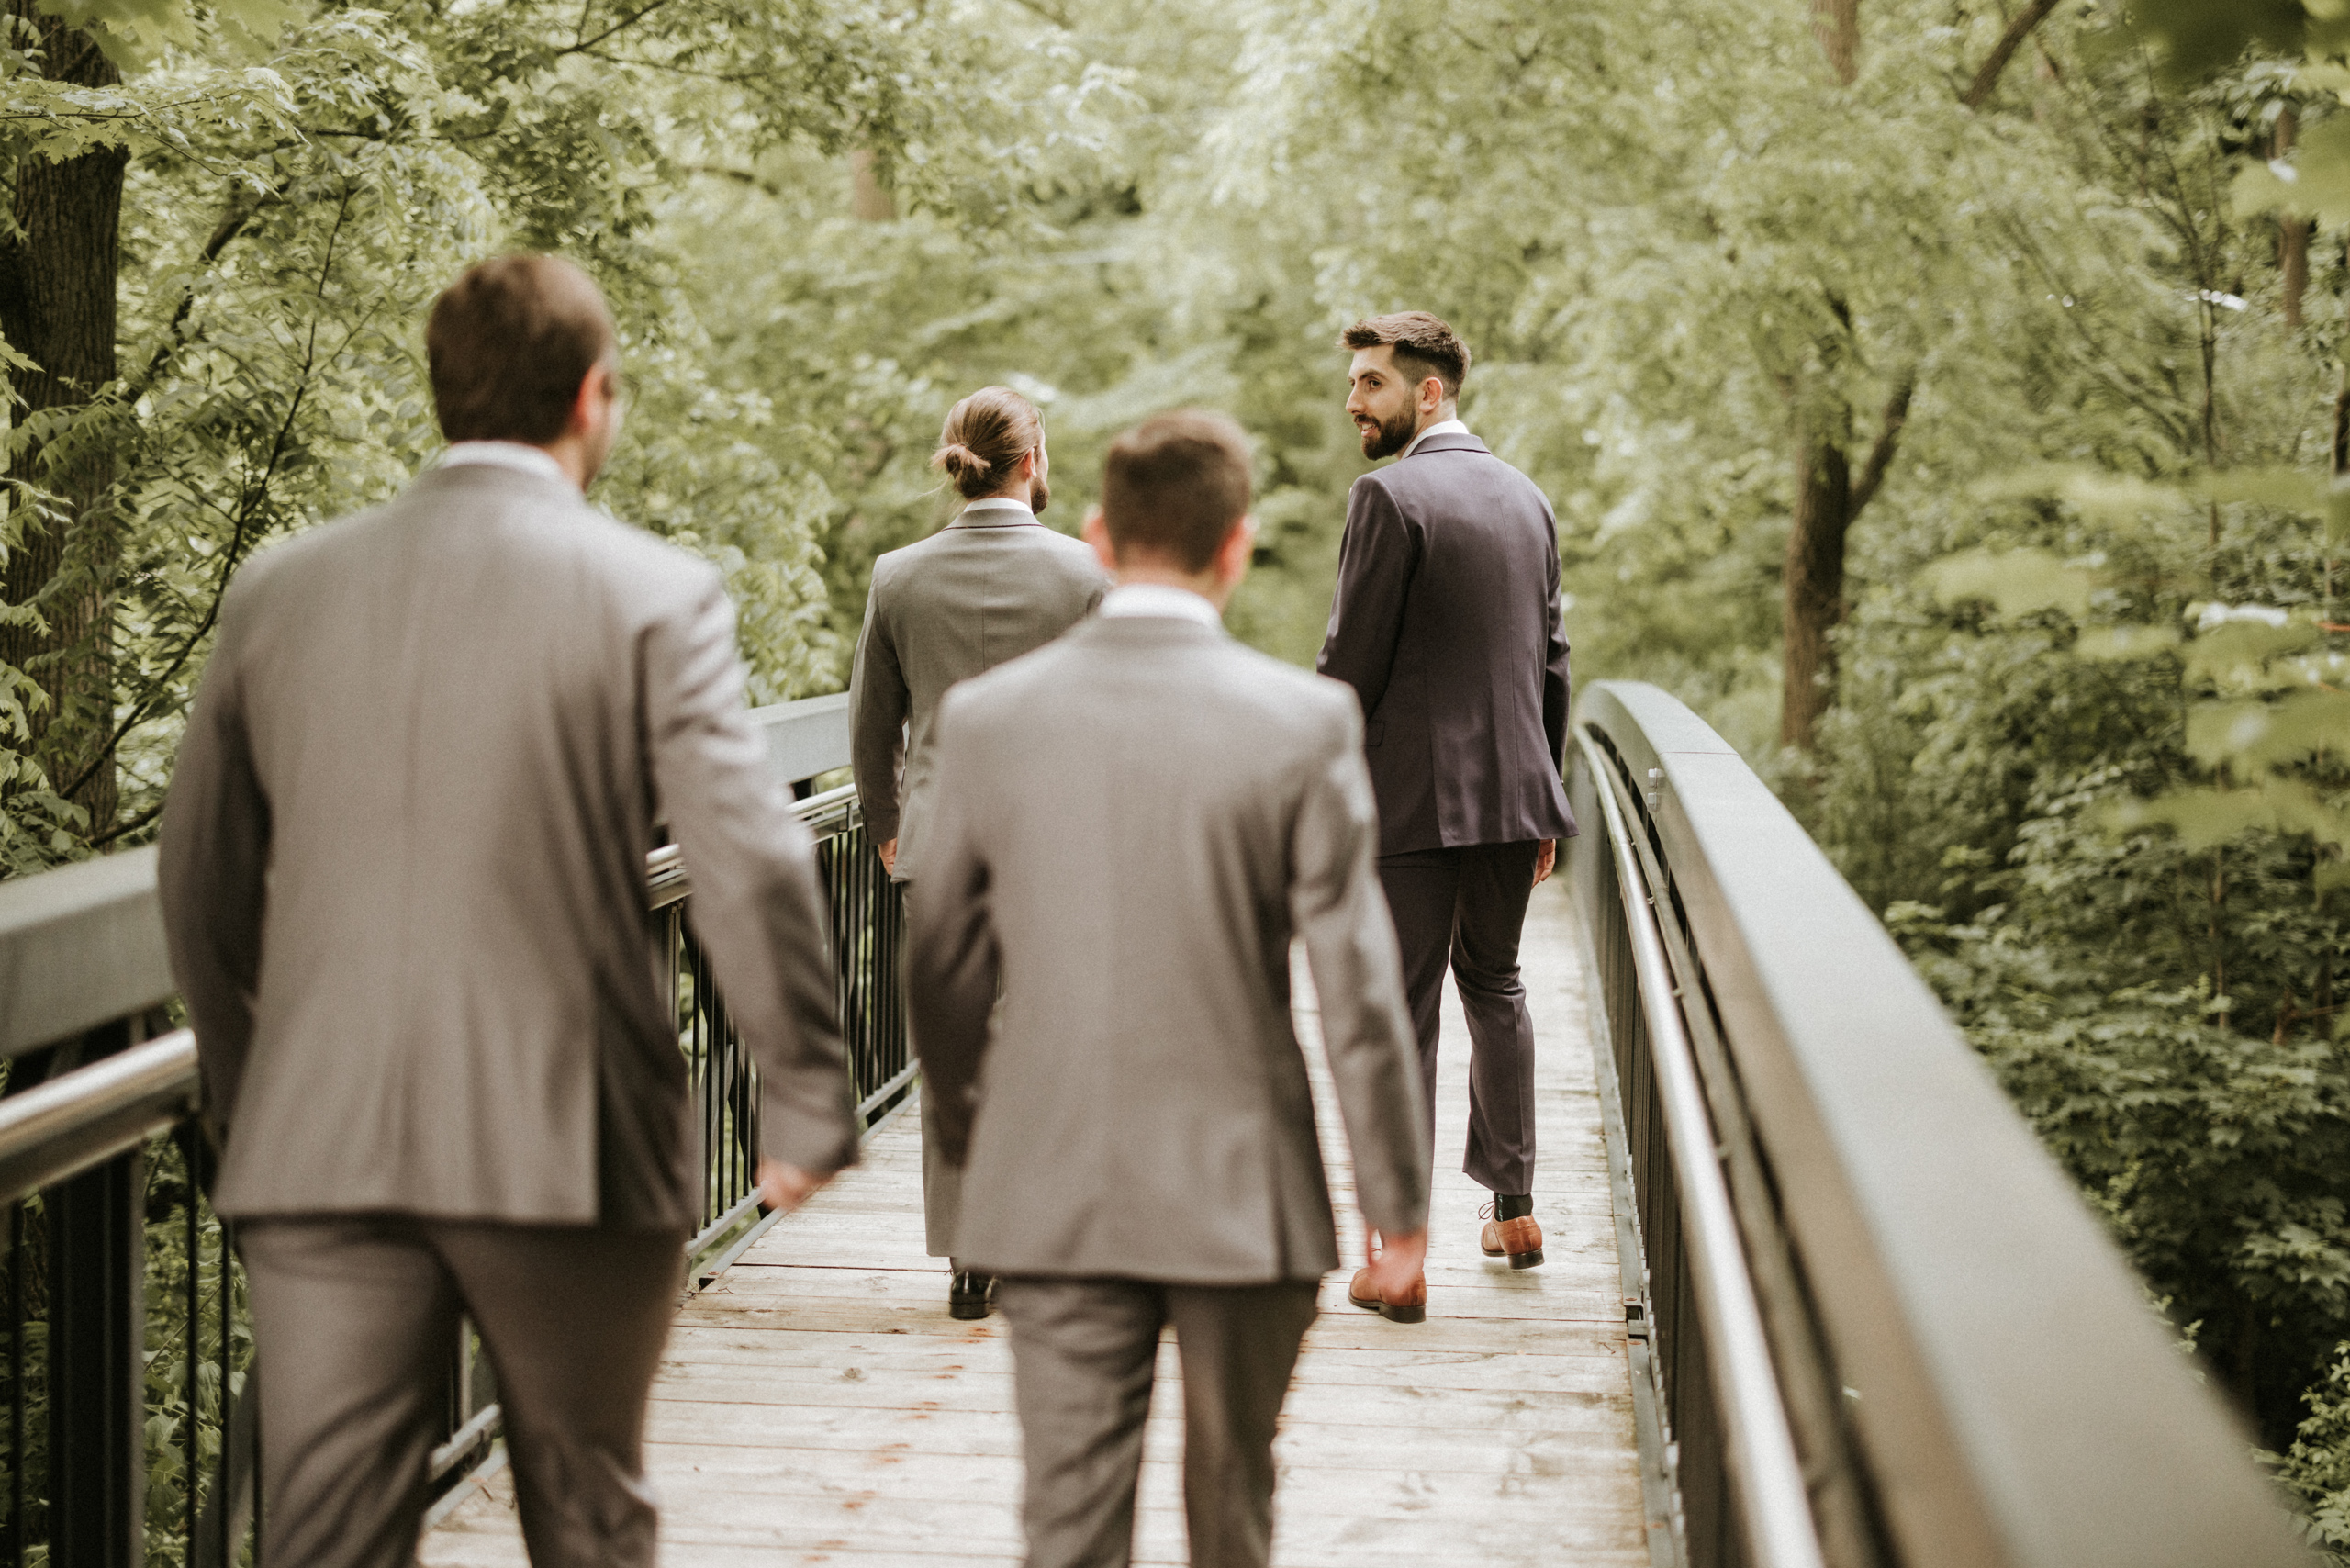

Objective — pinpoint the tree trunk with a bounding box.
[1811,0,1859,85]
[0,5,126,835]
[2277,109,2309,330]
[850,149,894,222]
[1780,411,1853,751]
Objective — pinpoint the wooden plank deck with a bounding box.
[423,879,1652,1565]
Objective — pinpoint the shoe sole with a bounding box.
[948,1301,990,1321]
[1349,1291,1426,1324]
[1506,1249,1544,1271]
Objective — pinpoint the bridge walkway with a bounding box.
[421,879,1652,1566]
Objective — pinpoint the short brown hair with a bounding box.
[426,255,616,444]
[931,386,1044,499]
[1100,410,1253,572]
[1339,311,1470,398]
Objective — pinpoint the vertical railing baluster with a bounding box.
[218,1218,233,1567]
[185,1129,201,1551]
[6,1200,20,1568]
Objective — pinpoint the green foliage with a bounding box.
[2284,1346,2350,1555]
[18,0,2350,1530]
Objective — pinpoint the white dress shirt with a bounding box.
[438,441,573,488]
[952,497,1040,528]
[1399,417,1469,460]
[1100,582,1223,627]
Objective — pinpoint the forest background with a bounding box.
[12,0,2350,1550]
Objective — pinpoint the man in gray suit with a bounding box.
[1317,312,1576,1302]
[851,384,1106,1320]
[159,254,860,1568]
[909,410,1430,1568]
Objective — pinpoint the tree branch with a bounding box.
[131,184,282,395]
[1850,375,1916,518]
[57,188,357,809]
[1963,0,2060,110]
[558,0,679,57]
[1006,0,1073,28]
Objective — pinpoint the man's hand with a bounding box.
[1362,1224,1429,1298]
[1533,838,1556,886]
[878,838,898,876]
[758,1159,826,1215]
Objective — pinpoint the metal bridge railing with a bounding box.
[1568,680,2311,1568]
[0,694,900,1567]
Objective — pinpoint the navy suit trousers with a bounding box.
[1377,840,1541,1196]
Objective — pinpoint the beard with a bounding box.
[1027,477,1050,515]
[1357,406,1416,459]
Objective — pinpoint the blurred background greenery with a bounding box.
[16,0,2350,1549]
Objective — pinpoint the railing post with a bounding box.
[47,1021,145,1568]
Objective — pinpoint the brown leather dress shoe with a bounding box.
[1480,1211,1545,1270]
[1348,1266,1427,1324]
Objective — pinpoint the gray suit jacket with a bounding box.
[1316,431,1577,856]
[906,614,1430,1283]
[850,511,1106,883]
[159,465,861,1229]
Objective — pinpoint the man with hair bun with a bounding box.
[850,384,1107,1321]
[907,409,1427,1568]
[1319,309,1577,1321]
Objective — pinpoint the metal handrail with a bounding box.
[1581,731,1825,1568]
[1570,680,2312,1568]
[0,778,878,1213]
[1,688,882,1568]
[0,1029,198,1206]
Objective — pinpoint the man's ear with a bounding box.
[566,361,610,439]
[1214,513,1257,586]
[1418,376,1446,417]
[1083,507,1118,573]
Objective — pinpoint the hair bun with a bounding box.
[932,442,985,480]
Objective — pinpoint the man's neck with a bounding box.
[969,484,1033,509]
[1115,565,1230,612]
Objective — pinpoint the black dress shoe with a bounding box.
[949,1271,995,1321]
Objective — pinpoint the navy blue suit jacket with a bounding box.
[1316,431,1576,857]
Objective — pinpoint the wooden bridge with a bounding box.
[421,880,1662,1567]
[0,681,2314,1568]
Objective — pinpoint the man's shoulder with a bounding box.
[960,630,1348,732]
[1210,644,1360,748]
[1363,439,1547,513]
[239,471,720,621]
[940,624,1085,716]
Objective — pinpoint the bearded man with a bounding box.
[1315,310,1577,1322]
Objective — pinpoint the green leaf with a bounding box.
[2232,118,2350,224]
[2185,689,2350,771]
[1922,547,2094,622]
[2076,623,2184,661]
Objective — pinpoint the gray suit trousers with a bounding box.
[241,1217,685,1568]
[921,1081,964,1260]
[1379,840,1543,1195]
[996,1276,1317,1568]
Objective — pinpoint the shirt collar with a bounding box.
[1100,582,1223,628]
[438,441,575,489]
[953,497,1040,528]
[1399,418,1470,460]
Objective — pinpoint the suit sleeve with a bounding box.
[650,575,860,1178]
[849,569,910,846]
[903,690,999,1166]
[1542,505,1572,778]
[1315,478,1417,724]
[158,592,270,1147]
[1289,692,1430,1238]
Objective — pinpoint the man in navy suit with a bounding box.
[1316,312,1576,1316]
